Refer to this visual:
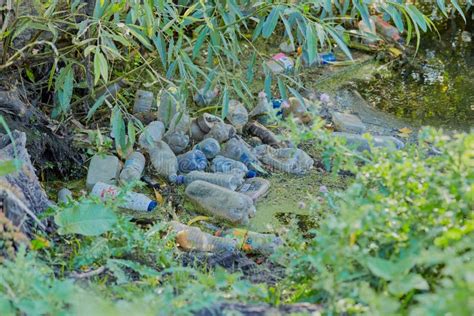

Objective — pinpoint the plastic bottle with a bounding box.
[227,100,248,132]
[358,18,377,44]
[255,145,314,175]
[333,132,405,152]
[177,149,208,173]
[163,132,189,154]
[139,121,166,149]
[194,86,219,106]
[190,119,206,142]
[249,91,274,125]
[91,182,158,212]
[265,53,294,74]
[185,180,255,225]
[194,138,220,159]
[372,15,403,43]
[246,121,279,147]
[120,151,145,184]
[170,221,237,253]
[220,138,260,171]
[196,113,224,133]
[57,188,73,204]
[178,171,244,191]
[167,112,191,134]
[205,122,236,143]
[157,87,179,127]
[211,155,256,178]
[133,90,154,114]
[148,140,179,182]
[218,228,282,255]
[237,177,270,202]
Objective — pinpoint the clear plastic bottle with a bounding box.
[185,180,255,225]
[163,131,189,154]
[372,15,403,43]
[237,177,270,202]
[194,138,220,159]
[255,145,314,175]
[205,122,236,143]
[139,121,166,150]
[120,151,145,184]
[220,138,260,171]
[91,182,157,212]
[148,140,179,182]
[177,149,208,174]
[227,100,248,132]
[211,155,256,178]
[219,228,282,255]
[57,188,73,204]
[178,170,244,191]
[249,91,274,124]
[194,86,219,106]
[196,113,223,133]
[190,119,206,142]
[169,221,237,252]
[133,90,154,114]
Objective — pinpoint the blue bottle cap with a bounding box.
[246,170,257,178]
[147,201,158,212]
[175,175,185,184]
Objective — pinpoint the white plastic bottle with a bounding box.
[178,171,244,191]
[120,151,145,184]
[91,182,158,212]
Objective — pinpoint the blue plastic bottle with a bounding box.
[177,149,208,173]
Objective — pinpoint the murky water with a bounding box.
[360,24,473,131]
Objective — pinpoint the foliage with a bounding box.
[0,0,469,122]
[278,128,474,314]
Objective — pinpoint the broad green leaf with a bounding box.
[306,24,316,65]
[388,274,429,296]
[264,71,272,100]
[192,27,208,59]
[111,106,127,152]
[246,51,256,83]
[262,6,280,38]
[55,200,117,236]
[367,257,398,280]
[277,77,288,100]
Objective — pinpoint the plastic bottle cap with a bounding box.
[175,175,185,184]
[246,170,257,178]
[147,201,158,212]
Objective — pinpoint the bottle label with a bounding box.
[272,53,294,71]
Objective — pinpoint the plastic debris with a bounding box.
[178,171,244,191]
[194,138,220,159]
[237,177,270,202]
[265,53,294,74]
[211,155,255,178]
[86,154,121,189]
[218,228,282,255]
[120,151,145,184]
[246,121,279,147]
[57,188,73,204]
[185,180,255,225]
[177,149,208,173]
[227,100,249,132]
[91,182,157,212]
[138,121,166,150]
[255,145,314,175]
[194,86,219,106]
[148,140,179,182]
[133,90,154,114]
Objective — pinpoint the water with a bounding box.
[359,24,473,131]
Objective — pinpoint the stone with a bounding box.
[332,112,366,134]
[86,154,121,189]
[333,132,404,152]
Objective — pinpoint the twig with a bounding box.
[70,266,106,279]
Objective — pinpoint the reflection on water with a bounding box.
[360,22,473,131]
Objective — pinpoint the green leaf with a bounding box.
[277,77,287,100]
[86,94,107,121]
[221,88,229,120]
[367,257,398,280]
[326,27,352,60]
[388,274,429,296]
[111,106,127,152]
[306,24,316,65]
[262,6,280,38]
[55,200,117,236]
[192,27,208,59]
[247,51,256,83]
[450,0,466,22]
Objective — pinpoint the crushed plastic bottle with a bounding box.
[303,51,337,67]
[249,91,274,125]
[170,221,237,253]
[167,112,191,134]
[205,122,236,143]
[358,18,377,44]
[163,131,189,154]
[211,155,256,178]
[333,132,405,152]
[157,87,179,127]
[246,121,279,147]
[372,15,403,44]
[227,100,248,132]
[218,228,282,255]
[148,140,179,182]
[57,188,73,204]
[194,138,220,159]
[220,138,261,172]
[178,170,244,191]
[255,145,314,175]
[185,180,255,225]
[91,182,158,212]
[196,113,224,133]
[190,119,206,142]
[120,151,145,184]
[265,53,294,74]
[177,149,208,174]
[133,90,154,114]
[138,121,166,149]
[194,86,219,106]
[237,177,270,202]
